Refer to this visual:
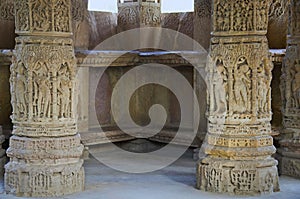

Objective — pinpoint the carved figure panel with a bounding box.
[118,5,139,27]
[208,37,271,121]
[15,0,71,34]
[10,37,77,124]
[140,4,161,26]
[233,57,252,113]
[118,0,161,30]
[213,0,269,35]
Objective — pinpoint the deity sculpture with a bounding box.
[213,61,228,114]
[234,59,251,112]
[57,64,71,118]
[16,62,27,116]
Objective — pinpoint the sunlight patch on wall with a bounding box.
[88,0,194,13]
[161,0,194,13]
[88,0,118,13]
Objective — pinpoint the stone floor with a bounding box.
[0,150,300,199]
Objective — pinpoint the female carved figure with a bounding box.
[57,65,71,118]
[234,63,251,112]
[16,63,27,116]
[213,62,228,114]
[37,76,51,117]
[257,74,268,112]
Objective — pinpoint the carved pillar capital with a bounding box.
[117,0,161,31]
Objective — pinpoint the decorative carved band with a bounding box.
[14,0,72,34]
[208,36,272,120]
[213,0,269,35]
[118,0,161,28]
[10,37,77,125]
[207,134,273,148]
[0,0,14,21]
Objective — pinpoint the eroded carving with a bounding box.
[118,0,161,30]
[0,0,14,21]
[213,0,269,35]
[15,0,71,34]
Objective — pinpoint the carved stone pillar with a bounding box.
[196,0,280,195]
[4,0,84,197]
[278,0,300,178]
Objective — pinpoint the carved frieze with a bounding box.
[10,37,78,137]
[0,0,14,21]
[15,0,72,34]
[213,0,269,35]
[118,0,161,30]
[208,37,272,121]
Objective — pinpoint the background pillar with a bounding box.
[5,0,84,197]
[278,0,300,178]
[0,126,6,176]
[196,0,280,195]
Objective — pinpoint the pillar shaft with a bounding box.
[5,0,84,197]
[278,0,300,178]
[0,126,6,176]
[197,0,279,195]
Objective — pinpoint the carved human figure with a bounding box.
[213,62,228,113]
[292,61,300,108]
[57,64,71,118]
[234,61,251,112]
[257,71,268,112]
[36,65,51,118]
[246,5,253,31]
[31,0,50,31]
[234,2,245,31]
[223,4,230,31]
[55,9,68,32]
[16,63,27,116]
[216,3,225,31]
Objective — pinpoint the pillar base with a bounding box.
[277,149,300,178]
[196,157,280,195]
[4,160,84,197]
